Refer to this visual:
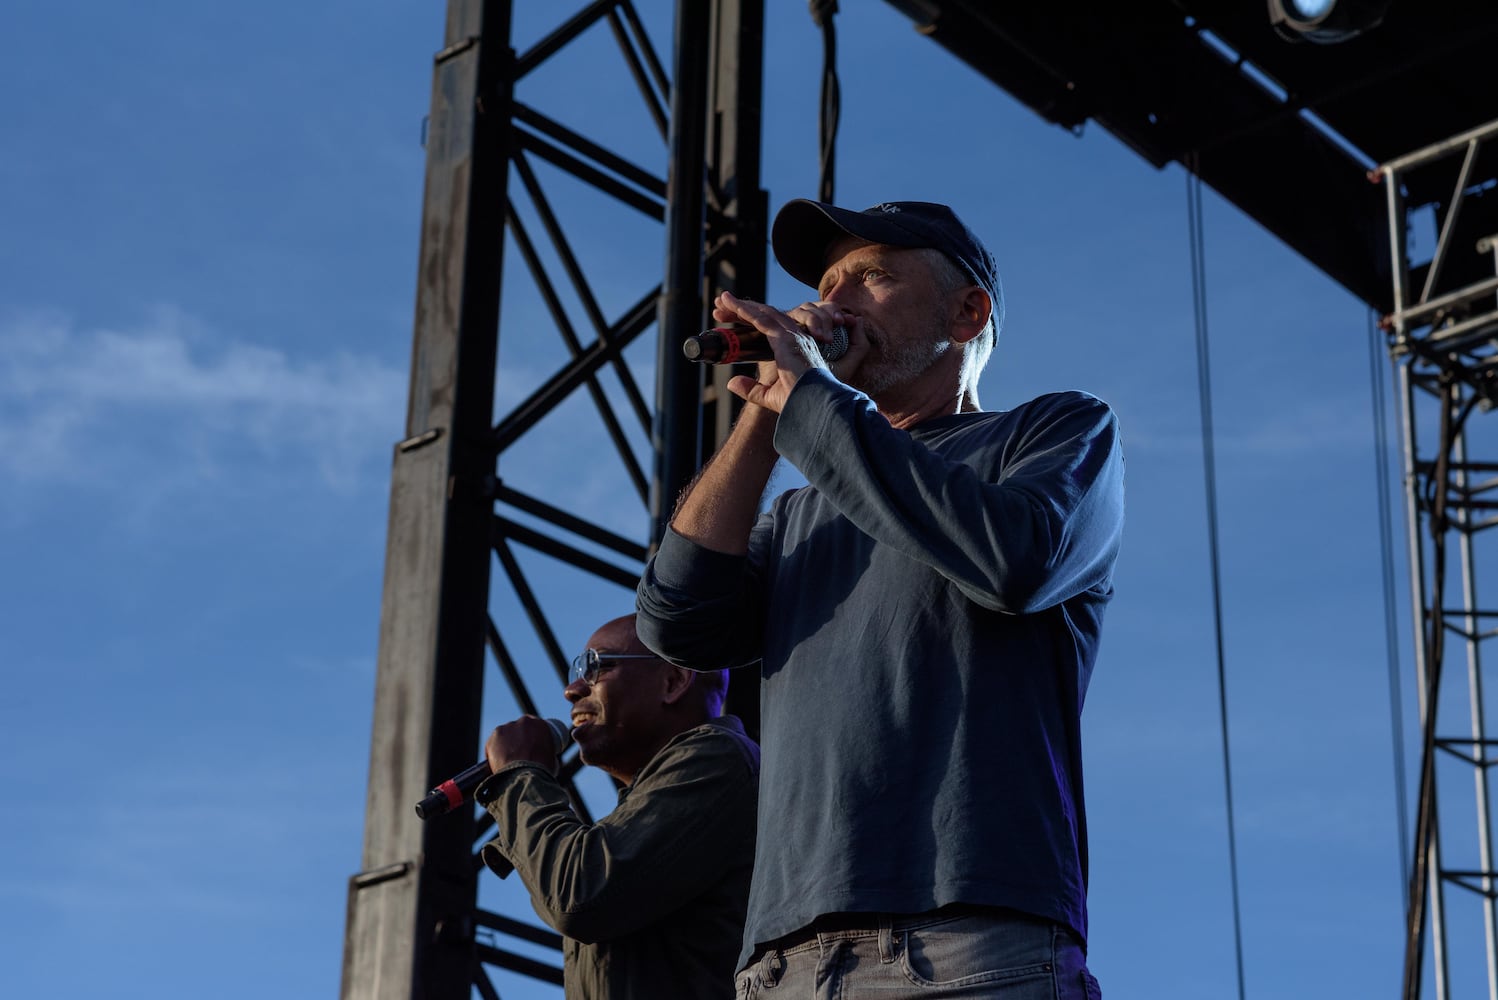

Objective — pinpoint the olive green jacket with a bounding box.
[477,716,759,1000]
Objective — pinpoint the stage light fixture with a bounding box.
[1267,0,1392,44]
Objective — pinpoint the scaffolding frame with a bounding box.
[339,1,765,996]
[346,7,1498,1000]
[1379,118,1498,1000]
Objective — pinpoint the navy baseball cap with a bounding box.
[771,199,1003,331]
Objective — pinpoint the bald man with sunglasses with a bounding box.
[476,613,760,1000]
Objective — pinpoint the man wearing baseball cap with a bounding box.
[638,198,1123,998]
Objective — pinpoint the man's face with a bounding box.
[564,621,669,782]
[816,238,957,398]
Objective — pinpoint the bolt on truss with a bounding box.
[1377,117,1498,1000]
[340,1,766,998]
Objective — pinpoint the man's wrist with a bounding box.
[474,760,556,805]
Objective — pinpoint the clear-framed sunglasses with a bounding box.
[569,648,658,685]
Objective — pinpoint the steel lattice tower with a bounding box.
[1380,119,1498,1000]
[339,1,764,996]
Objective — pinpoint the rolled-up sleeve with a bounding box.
[637,524,770,670]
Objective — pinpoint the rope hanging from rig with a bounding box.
[809,0,840,203]
[1185,155,1248,1000]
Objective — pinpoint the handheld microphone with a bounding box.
[683,323,848,364]
[414,717,573,820]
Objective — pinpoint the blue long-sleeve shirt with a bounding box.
[637,369,1125,970]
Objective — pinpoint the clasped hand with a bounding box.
[486,716,562,776]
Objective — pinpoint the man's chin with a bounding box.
[572,726,607,763]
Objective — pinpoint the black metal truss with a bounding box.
[882,1,1498,317]
[341,1,765,998]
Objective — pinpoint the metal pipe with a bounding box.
[1379,118,1498,176]
[1420,139,1481,305]
[1394,275,1498,330]
[1454,426,1498,1000]
[650,0,713,548]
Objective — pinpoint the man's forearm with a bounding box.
[669,403,779,555]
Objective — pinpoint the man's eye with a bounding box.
[819,268,882,296]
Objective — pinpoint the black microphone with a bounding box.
[414,717,573,820]
[683,322,848,364]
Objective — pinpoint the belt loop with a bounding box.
[878,915,895,964]
[765,947,785,987]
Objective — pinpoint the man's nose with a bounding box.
[564,679,589,702]
[821,277,851,304]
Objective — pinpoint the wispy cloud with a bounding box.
[0,306,406,493]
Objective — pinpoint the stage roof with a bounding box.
[888,0,1498,313]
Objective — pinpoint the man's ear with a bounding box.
[949,286,991,346]
[661,665,695,705]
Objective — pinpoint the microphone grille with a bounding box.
[546,717,574,754]
[822,325,849,363]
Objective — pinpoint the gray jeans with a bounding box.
[735,907,1101,999]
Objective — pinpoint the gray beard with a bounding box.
[852,321,951,398]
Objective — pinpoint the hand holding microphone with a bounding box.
[691,292,859,414]
[683,322,848,365]
[414,717,573,820]
[686,291,853,366]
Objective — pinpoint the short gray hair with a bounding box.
[918,248,997,384]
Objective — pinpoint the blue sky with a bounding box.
[0,1,1466,997]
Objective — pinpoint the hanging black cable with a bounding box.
[808,0,839,202]
[1367,309,1411,900]
[1185,157,1248,1000]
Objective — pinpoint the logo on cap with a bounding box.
[872,204,901,214]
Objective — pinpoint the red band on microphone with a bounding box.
[439,779,463,811]
[713,326,745,363]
